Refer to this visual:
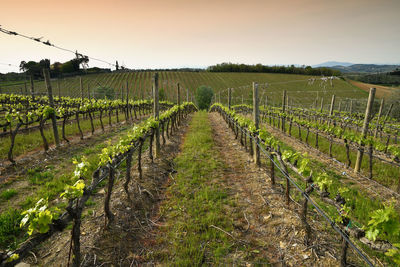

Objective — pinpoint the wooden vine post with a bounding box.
[126,81,130,120]
[186,88,189,102]
[374,99,384,137]
[43,68,60,148]
[29,75,35,100]
[350,99,353,114]
[381,103,393,134]
[24,81,28,95]
[57,79,61,97]
[177,82,181,122]
[282,90,286,132]
[219,92,221,103]
[153,73,160,157]
[80,77,84,101]
[265,96,268,109]
[329,95,335,124]
[228,88,232,110]
[320,97,324,112]
[87,84,91,100]
[253,82,260,166]
[354,88,376,173]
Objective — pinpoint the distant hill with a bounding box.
[330,64,400,73]
[313,62,400,73]
[312,61,354,67]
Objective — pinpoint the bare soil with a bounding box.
[22,115,192,266]
[206,112,340,266]
[348,80,395,99]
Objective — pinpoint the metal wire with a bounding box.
[221,111,375,267]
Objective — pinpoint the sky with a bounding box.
[1,0,400,72]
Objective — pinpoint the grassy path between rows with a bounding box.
[154,111,237,265]
[151,111,340,266]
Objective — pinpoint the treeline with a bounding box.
[353,71,400,86]
[207,63,341,76]
[134,68,203,72]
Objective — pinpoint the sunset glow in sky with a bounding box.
[1,0,399,72]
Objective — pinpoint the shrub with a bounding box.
[195,86,214,110]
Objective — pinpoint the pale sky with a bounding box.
[1,0,399,73]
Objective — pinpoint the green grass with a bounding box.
[155,111,238,265]
[0,209,23,250]
[0,189,17,200]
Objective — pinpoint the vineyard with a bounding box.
[0,72,400,267]
[0,71,376,110]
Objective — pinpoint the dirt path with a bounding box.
[348,80,395,99]
[207,112,339,266]
[23,115,193,266]
[261,121,400,206]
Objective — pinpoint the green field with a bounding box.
[0,71,369,108]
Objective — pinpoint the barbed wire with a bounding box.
[0,25,119,68]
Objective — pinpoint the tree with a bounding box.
[19,59,50,78]
[195,85,214,110]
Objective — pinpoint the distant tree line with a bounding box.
[133,68,204,72]
[19,57,92,79]
[353,70,400,86]
[207,63,341,76]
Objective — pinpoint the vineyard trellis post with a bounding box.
[186,88,189,102]
[80,77,83,100]
[24,81,27,95]
[354,88,376,173]
[29,75,35,100]
[329,94,335,116]
[282,90,286,132]
[374,99,384,137]
[265,95,268,109]
[57,79,61,97]
[328,95,335,126]
[43,68,60,147]
[286,95,289,111]
[350,99,353,114]
[177,83,181,105]
[153,73,160,157]
[228,88,232,110]
[320,97,324,112]
[126,81,130,120]
[382,103,393,131]
[253,82,260,166]
[87,84,90,99]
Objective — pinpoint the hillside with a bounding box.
[0,71,368,107]
[331,64,400,73]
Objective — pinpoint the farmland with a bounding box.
[0,71,399,267]
[0,71,369,109]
